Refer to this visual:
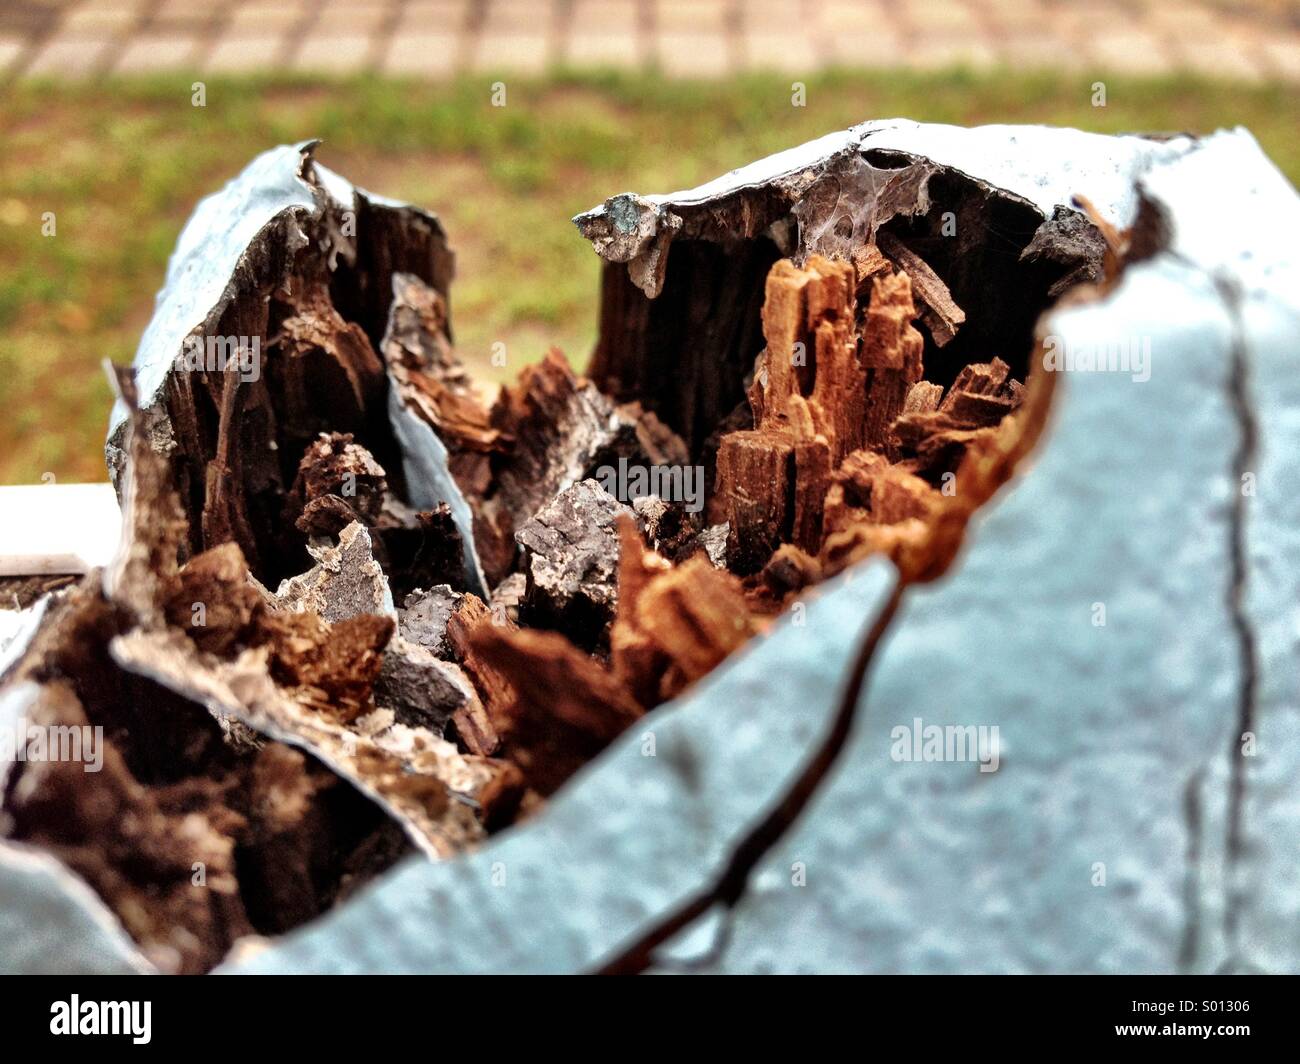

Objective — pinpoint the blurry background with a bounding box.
[1,0,1298,483]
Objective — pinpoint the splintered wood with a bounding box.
[711,248,1035,591]
[716,255,925,571]
[419,240,1041,799]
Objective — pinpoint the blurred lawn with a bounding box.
[1,69,1298,483]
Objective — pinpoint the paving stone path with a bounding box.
[1,0,1297,82]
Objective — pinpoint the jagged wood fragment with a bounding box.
[284,432,387,539]
[457,512,760,792]
[714,431,794,574]
[272,283,387,448]
[716,254,926,572]
[944,356,1011,402]
[398,583,463,656]
[890,357,1024,478]
[817,449,943,577]
[1020,204,1110,298]
[715,256,852,570]
[493,353,671,521]
[488,572,527,626]
[610,519,760,706]
[443,594,511,756]
[515,479,634,640]
[374,635,479,731]
[697,523,729,568]
[467,625,642,796]
[272,522,394,624]
[631,495,708,563]
[370,502,467,601]
[824,359,1055,582]
[903,380,943,414]
[876,230,966,346]
[758,543,823,602]
[382,274,492,419]
[631,556,758,697]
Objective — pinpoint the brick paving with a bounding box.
[0,0,1297,81]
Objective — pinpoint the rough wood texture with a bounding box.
[876,229,966,346]
[474,348,690,585]
[397,583,463,657]
[890,356,1024,479]
[587,239,779,454]
[715,254,926,573]
[467,625,643,796]
[283,432,387,540]
[514,479,634,643]
[610,518,759,706]
[823,361,1055,583]
[381,273,506,463]
[273,283,387,450]
[443,593,510,756]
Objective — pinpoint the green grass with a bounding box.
[2,68,1297,483]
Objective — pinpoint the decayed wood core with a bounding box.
[1,146,1116,971]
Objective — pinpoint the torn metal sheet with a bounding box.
[381,273,492,596]
[574,120,1194,299]
[387,387,487,597]
[107,627,487,862]
[1145,133,1300,974]
[0,841,156,975]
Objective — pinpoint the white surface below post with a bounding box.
[0,484,121,576]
